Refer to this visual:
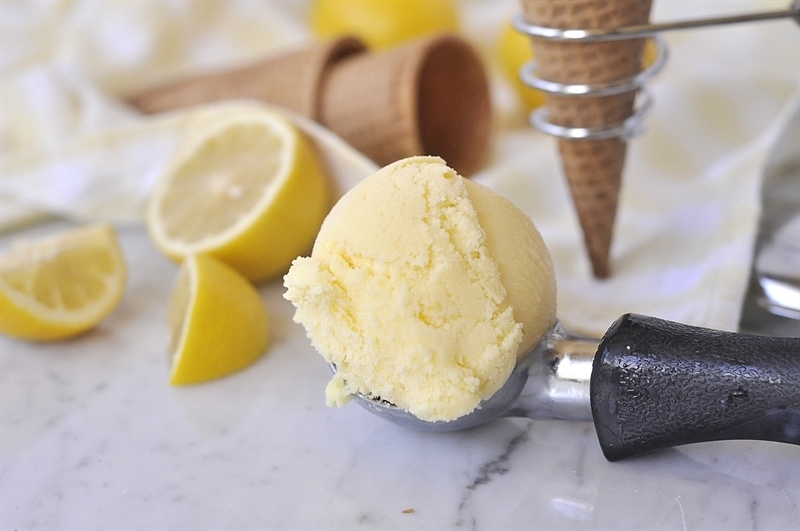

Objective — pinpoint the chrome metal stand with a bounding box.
[512,1,800,141]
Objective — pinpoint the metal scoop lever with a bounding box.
[345,314,800,461]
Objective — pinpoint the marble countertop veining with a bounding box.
[2,222,799,531]
[2,0,800,528]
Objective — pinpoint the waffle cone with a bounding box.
[522,0,652,278]
[128,34,490,177]
[319,34,491,176]
[127,37,366,118]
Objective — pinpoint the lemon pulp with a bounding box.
[0,223,127,341]
[146,107,330,282]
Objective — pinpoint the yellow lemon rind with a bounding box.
[310,0,460,50]
[168,254,270,386]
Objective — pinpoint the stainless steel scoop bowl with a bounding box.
[335,313,800,461]
[342,322,595,432]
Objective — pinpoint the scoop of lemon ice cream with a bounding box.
[284,156,556,422]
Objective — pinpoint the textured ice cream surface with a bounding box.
[284,156,556,422]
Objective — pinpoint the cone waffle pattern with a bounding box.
[319,34,491,175]
[127,35,490,177]
[522,0,652,278]
[128,37,366,117]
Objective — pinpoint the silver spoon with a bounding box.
[335,313,800,461]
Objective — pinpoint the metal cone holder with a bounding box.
[513,1,800,300]
[513,1,800,142]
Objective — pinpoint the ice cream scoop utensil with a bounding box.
[344,313,800,461]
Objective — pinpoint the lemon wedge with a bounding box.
[146,107,330,283]
[168,254,269,385]
[0,223,127,341]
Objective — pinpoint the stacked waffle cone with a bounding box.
[127,37,366,119]
[128,35,491,177]
[521,0,652,278]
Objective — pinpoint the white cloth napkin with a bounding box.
[1,0,798,336]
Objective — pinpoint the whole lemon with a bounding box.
[497,22,658,114]
[496,20,546,113]
[643,37,658,69]
[309,0,460,50]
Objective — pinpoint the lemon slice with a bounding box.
[168,254,269,385]
[146,107,330,283]
[0,223,127,341]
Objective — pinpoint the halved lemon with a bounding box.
[146,107,330,283]
[0,223,127,341]
[168,254,269,385]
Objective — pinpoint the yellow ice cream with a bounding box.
[284,156,556,422]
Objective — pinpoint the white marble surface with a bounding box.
[1,221,799,531]
[3,1,800,529]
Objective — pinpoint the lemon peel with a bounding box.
[310,0,460,50]
[168,254,269,385]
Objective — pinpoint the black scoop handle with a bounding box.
[591,313,800,461]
